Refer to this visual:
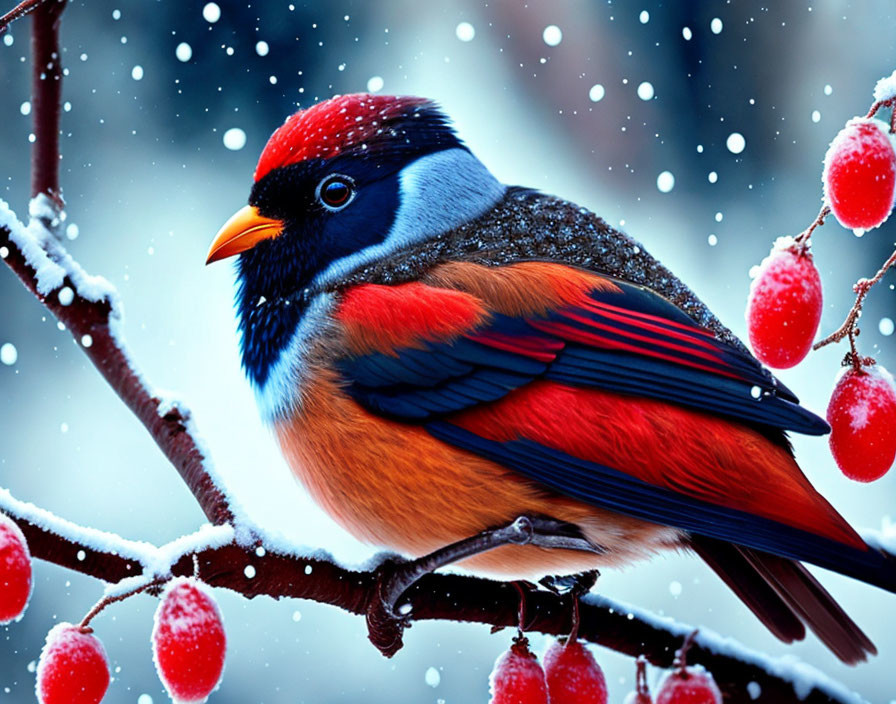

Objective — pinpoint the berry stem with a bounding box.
[813,247,896,357]
[79,577,167,631]
[634,655,650,697]
[673,629,699,676]
[865,96,896,123]
[566,595,581,645]
[794,205,830,246]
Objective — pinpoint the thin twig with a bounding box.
[813,247,896,356]
[865,96,896,122]
[794,205,831,246]
[79,577,167,631]
[0,0,51,34]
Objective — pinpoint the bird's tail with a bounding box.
[690,535,878,665]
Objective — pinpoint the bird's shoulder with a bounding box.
[330,188,748,353]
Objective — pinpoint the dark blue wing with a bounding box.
[338,277,827,435]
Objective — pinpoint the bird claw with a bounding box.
[363,516,602,657]
[366,557,415,658]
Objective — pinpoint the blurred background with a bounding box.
[1,1,896,702]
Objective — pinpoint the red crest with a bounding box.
[254,93,431,182]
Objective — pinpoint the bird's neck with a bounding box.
[237,289,309,389]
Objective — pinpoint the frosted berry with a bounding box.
[0,512,32,623]
[152,577,227,703]
[36,623,110,704]
[489,635,548,704]
[746,239,822,368]
[623,656,653,704]
[827,363,896,481]
[823,117,896,231]
[543,638,608,704]
[655,633,721,704]
[655,666,722,704]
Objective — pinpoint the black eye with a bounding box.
[317,175,354,210]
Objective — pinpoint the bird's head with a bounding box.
[207,93,505,387]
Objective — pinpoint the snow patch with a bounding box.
[873,69,896,103]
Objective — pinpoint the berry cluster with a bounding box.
[489,633,720,704]
[746,69,896,483]
[0,512,227,703]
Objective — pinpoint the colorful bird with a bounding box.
[207,93,894,664]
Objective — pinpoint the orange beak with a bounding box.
[206,205,285,264]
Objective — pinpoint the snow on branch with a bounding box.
[0,485,867,704]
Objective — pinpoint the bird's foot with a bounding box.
[364,516,602,656]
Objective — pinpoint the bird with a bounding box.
[206,93,894,664]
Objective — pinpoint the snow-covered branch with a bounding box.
[0,205,233,526]
[0,485,867,704]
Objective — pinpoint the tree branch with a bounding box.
[30,0,65,210]
[0,489,868,704]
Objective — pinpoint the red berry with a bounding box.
[0,513,32,623]
[489,636,548,704]
[823,117,896,232]
[655,666,722,704]
[36,623,110,704]
[827,363,896,481]
[152,577,227,703]
[746,239,822,369]
[543,639,608,704]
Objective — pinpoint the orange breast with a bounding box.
[274,366,678,579]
